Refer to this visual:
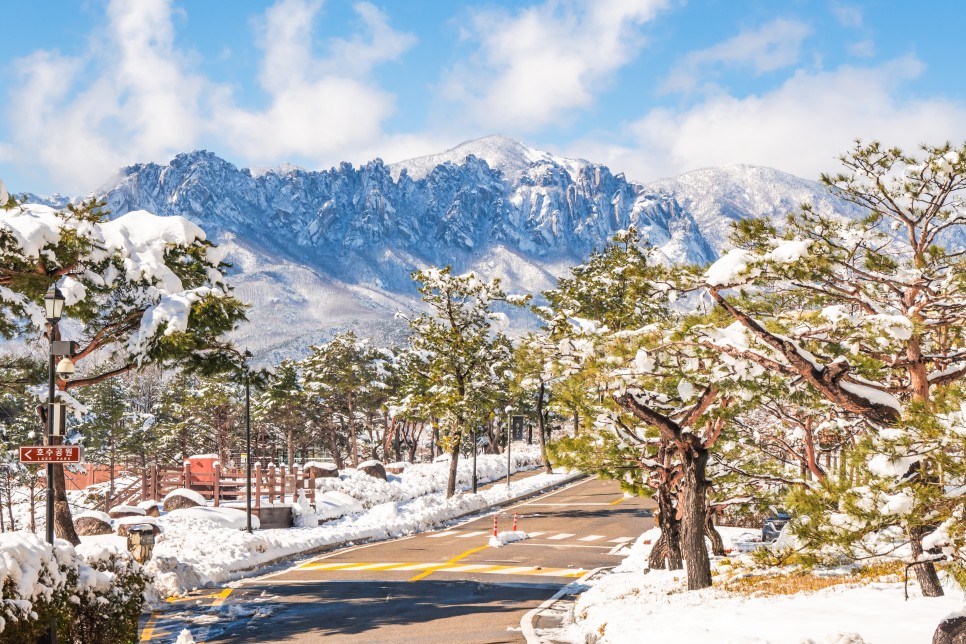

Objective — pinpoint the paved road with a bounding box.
[141,476,655,643]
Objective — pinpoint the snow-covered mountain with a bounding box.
[33,136,853,357]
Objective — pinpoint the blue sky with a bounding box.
[2,0,965,195]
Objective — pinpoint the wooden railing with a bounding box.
[112,462,319,512]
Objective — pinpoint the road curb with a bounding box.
[227,470,590,580]
[521,566,614,644]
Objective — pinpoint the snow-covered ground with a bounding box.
[60,447,572,599]
[551,526,966,644]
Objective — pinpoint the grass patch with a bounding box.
[723,560,908,596]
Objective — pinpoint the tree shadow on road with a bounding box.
[207,579,560,642]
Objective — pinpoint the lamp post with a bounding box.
[43,285,69,644]
[505,405,513,492]
[244,350,253,534]
[471,427,478,494]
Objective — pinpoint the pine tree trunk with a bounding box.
[536,382,552,474]
[445,434,461,498]
[29,480,36,533]
[5,481,13,531]
[348,392,358,467]
[649,484,683,570]
[909,525,944,597]
[679,439,712,590]
[706,507,726,557]
[53,464,80,545]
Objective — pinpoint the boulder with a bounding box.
[385,462,408,475]
[163,488,206,511]
[304,462,339,478]
[109,504,146,519]
[138,500,162,517]
[358,460,387,480]
[74,514,113,536]
[933,616,966,644]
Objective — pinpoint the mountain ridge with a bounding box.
[20,136,853,357]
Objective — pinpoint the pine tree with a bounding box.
[0,197,247,543]
[700,140,966,597]
[407,267,524,498]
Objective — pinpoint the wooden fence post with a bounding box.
[151,464,159,501]
[268,463,276,504]
[279,466,286,504]
[254,462,262,510]
[213,461,221,507]
[183,460,192,489]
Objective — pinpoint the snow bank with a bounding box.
[489,531,528,548]
[558,528,965,644]
[165,506,258,531]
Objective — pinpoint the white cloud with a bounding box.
[566,56,966,183]
[662,18,812,94]
[2,0,415,194]
[6,0,206,194]
[219,0,415,160]
[445,0,668,130]
[831,2,863,27]
[849,39,875,58]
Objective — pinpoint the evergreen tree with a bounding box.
[700,140,966,597]
[0,196,247,543]
[407,266,524,498]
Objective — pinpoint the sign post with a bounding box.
[511,415,525,441]
[19,446,84,464]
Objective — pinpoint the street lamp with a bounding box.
[243,350,253,534]
[43,285,67,644]
[505,405,513,492]
[471,427,478,494]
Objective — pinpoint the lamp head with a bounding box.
[44,285,66,322]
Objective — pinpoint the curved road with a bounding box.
[143,476,655,643]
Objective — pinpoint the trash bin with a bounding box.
[127,524,156,563]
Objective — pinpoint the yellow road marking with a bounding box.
[139,615,160,641]
[410,544,490,582]
[295,559,587,578]
[211,587,233,607]
[165,587,234,603]
[608,496,625,505]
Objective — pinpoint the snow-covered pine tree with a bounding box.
[0,196,247,543]
[407,266,522,498]
[699,140,966,597]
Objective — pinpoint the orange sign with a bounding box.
[19,446,84,464]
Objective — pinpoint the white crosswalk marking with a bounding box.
[578,535,605,542]
[428,531,459,538]
[608,537,633,543]
[548,533,575,540]
[456,530,487,538]
[526,531,545,537]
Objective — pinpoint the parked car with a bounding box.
[762,512,791,542]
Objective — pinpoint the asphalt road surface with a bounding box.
[141,475,655,643]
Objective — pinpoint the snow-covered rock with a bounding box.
[163,488,206,511]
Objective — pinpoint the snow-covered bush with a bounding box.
[67,543,151,644]
[0,533,75,643]
[0,533,150,643]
